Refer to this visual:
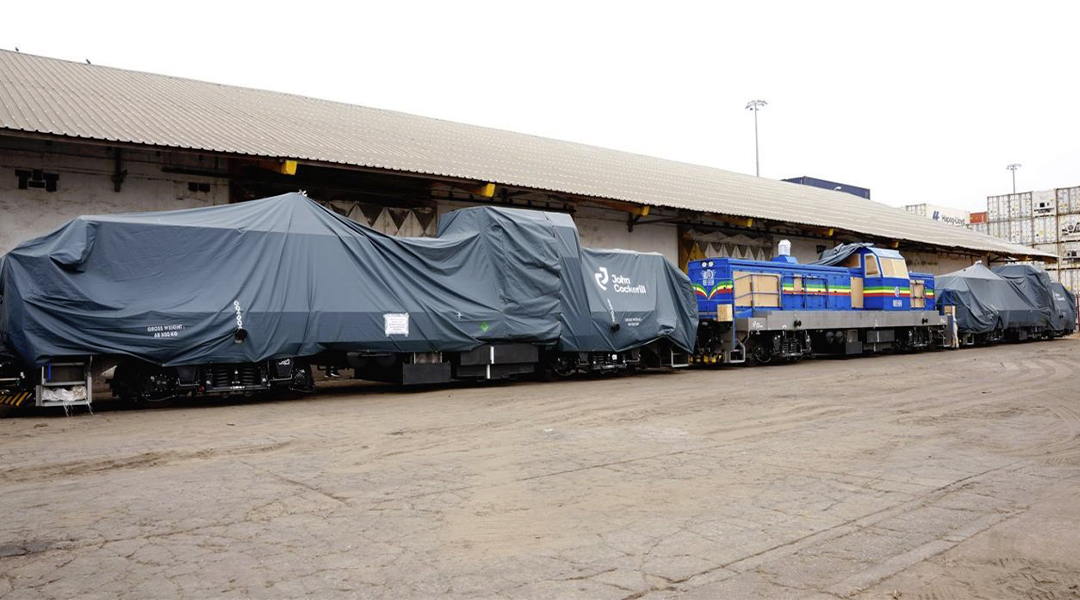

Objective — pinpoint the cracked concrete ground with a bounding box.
[2,339,1079,599]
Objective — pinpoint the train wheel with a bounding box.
[111,362,178,407]
[745,338,773,366]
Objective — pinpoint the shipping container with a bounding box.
[1064,240,1080,263]
[904,203,969,226]
[1020,193,1033,218]
[1008,194,1020,219]
[1060,267,1079,293]
[970,211,988,224]
[1021,219,1033,244]
[1070,186,1080,214]
[1034,242,1059,257]
[1058,188,1072,213]
[996,195,1010,221]
[987,196,1001,221]
[1033,189,1056,215]
[1036,216,1054,243]
[1062,214,1080,240]
[1010,220,1023,242]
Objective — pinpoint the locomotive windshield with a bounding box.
[880,258,909,278]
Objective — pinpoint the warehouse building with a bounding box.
[0,51,1051,275]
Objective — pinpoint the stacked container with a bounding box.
[983,185,1080,293]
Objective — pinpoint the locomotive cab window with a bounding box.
[880,258,909,279]
[864,255,880,276]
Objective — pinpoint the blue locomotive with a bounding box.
[688,242,945,364]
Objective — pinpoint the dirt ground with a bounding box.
[2,340,1080,600]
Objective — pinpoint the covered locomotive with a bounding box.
[689,242,948,364]
[0,193,697,408]
[936,263,1077,344]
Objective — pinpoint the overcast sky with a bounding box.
[4,1,1077,212]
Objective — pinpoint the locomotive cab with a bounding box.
[842,248,912,311]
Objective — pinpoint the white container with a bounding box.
[1033,217,1046,243]
[1070,187,1080,213]
[1058,188,1073,213]
[1035,242,1058,256]
[1033,189,1056,215]
[1062,214,1080,240]
[987,196,1001,221]
[1061,268,1078,293]
[1009,220,1022,242]
[1021,219,1033,244]
[904,204,927,217]
[1020,192,1033,218]
[1063,241,1080,262]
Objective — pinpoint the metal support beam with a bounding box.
[626,205,650,232]
[111,149,127,192]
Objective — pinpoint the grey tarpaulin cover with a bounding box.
[0,193,697,367]
[1050,282,1078,334]
[991,264,1063,332]
[936,263,1043,334]
[812,243,875,266]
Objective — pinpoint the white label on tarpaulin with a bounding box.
[384,313,409,336]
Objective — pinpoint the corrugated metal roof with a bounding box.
[0,50,1051,259]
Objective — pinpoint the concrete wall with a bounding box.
[785,236,831,263]
[904,250,980,275]
[574,217,678,265]
[0,137,228,254]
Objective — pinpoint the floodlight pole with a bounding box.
[1006,163,1021,193]
[746,100,767,177]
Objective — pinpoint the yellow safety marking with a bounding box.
[1,392,32,406]
[470,182,496,198]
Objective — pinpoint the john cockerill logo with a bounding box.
[593,266,647,294]
[594,267,610,291]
